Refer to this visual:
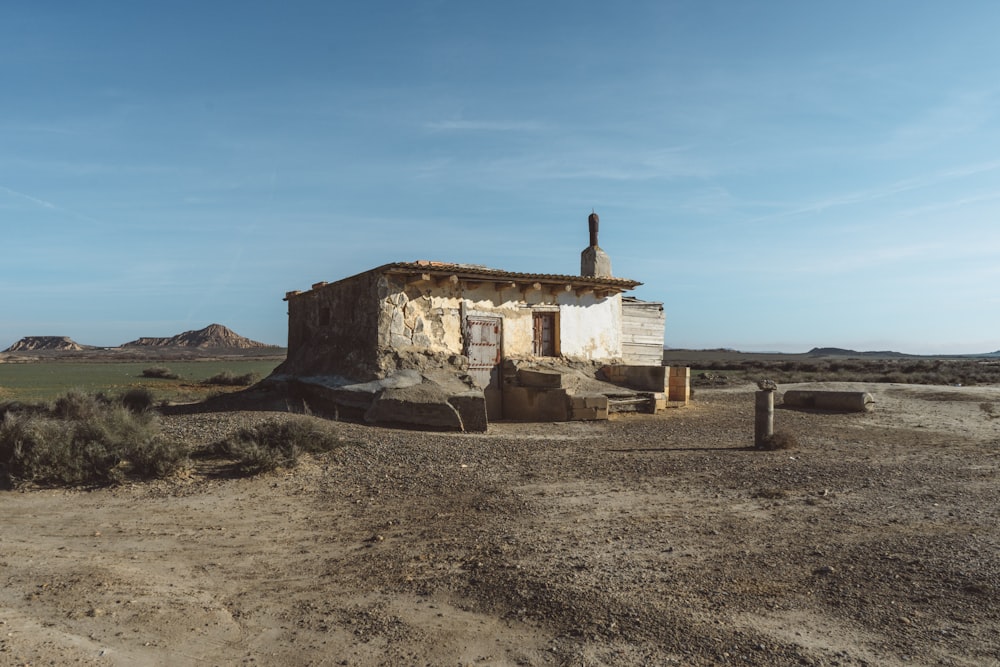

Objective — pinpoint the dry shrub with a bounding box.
[0,392,185,487]
[202,371,258,387]
[214,416,348,475]
[142,366,179,380]
[756,431,799,451]
[120,387,155,413]
[52,390,108,420]
[752,487,789,499]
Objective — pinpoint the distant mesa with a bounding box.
[4,336,93,352]
[122,324,272,349]
[807,347,908,358]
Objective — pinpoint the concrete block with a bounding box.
[783,390,874,412]
[448,393,488,432]
[570,406,609,421]
[518,369,564,389]
[366,394,464,431]
[502,386,569,421]
[601,364,668,391]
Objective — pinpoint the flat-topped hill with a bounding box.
[4,336,92,352]
[122,324,274,349]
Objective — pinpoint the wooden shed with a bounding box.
[621,297,665,366]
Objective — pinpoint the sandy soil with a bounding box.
[2,382,999,666]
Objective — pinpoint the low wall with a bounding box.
[600,364,690,405]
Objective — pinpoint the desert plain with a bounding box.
[2,361,999,666]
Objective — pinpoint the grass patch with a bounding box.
[0,359,280,403]
[0,391,186,487]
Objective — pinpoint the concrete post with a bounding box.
[754,390,775,447]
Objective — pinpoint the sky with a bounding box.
[2,1,999,354]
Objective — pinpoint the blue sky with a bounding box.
[2,1,999,353]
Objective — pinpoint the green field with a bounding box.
[0,359,283,403]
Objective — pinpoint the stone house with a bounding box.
[275,213,688,430]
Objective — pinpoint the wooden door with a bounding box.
[465,316,502,419]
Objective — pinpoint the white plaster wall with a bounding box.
[557,292,622,360]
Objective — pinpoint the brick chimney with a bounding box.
[580,210,612,277]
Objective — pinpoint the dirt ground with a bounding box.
[2,382,999,666]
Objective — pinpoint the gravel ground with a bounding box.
[2,382,999,666]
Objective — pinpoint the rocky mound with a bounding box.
[123,324,272,349]
[4,336,91,352]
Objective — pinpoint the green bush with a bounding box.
[202,371,258,387]
[216,416,346,475]
[0,392,185,487]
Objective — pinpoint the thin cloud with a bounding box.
[0,185,57,210]
[0,184,108,227]
[875,90,997,159]
[469,145,717,184]
[747,159,1000,224]
[424,119,545,132]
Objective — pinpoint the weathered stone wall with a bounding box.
[378,276,466,357]
[280,271,627,382]
[378,276,623,363]
[279,271,383,379]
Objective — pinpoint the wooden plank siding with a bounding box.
[621,300,665,365]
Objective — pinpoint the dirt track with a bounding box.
[2,382,999,666]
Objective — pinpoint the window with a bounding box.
[532,311,557,356]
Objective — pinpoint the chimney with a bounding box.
[580,210,612,277]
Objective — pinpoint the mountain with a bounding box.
[4,336,92,352]
[122,324,273,349]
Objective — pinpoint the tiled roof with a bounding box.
[286,261,641,299]
[380,261,642,289]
